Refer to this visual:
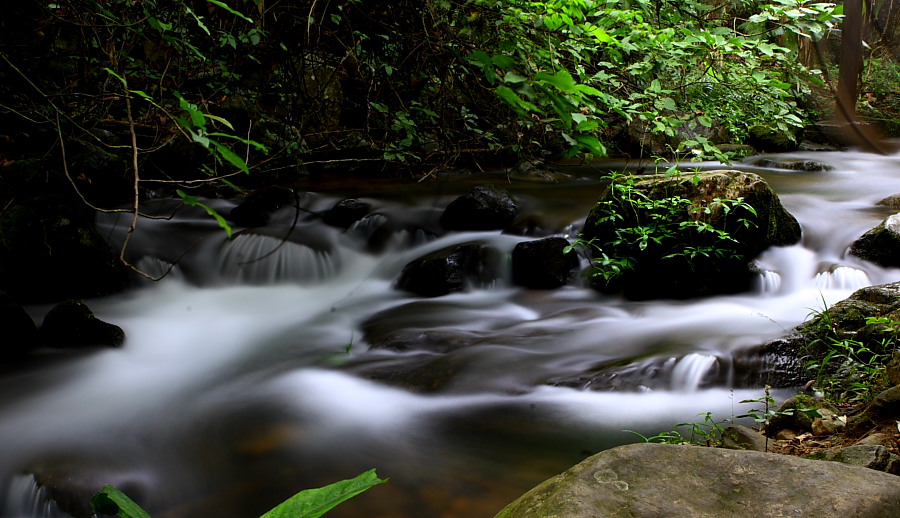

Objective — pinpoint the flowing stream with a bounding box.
[3,151,900,517]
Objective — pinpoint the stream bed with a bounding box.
[3,151,900,517]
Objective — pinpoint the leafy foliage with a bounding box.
[466,0,841,159]
[91,470,387,518]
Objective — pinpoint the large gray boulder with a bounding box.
[581,171,801,299]
[495,443,900,518]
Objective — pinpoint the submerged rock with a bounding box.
[495,443,900,518]
[39,300,125,348]
[581,170,801,299]
[440,185,519,231]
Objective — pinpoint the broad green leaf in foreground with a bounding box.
[259,469,388,518]
[90,485,152,518]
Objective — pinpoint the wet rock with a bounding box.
[0,291,38,360]
[395,243,502,297]
[803,444,898,473]
[876,194,900,208]
[228,186,295,227]
[39,300,125,348]
[751,158,833,172]
[494,443,900,518]
[581,170,801,299]
[730,338,809,388]
[440,185,519,231]
[849,212,900,268]
[721,424,768,451]
[322,198,372,229]
[512,237,579,289]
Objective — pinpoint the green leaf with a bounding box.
[91,486,152,518]
[177,189,234,238]
[491,54,516,70]
[210,140,250,174]
[502,71,528,83]
[207,0,254,23]
[259,469,388,518]
[536,69,576,92]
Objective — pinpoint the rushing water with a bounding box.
[3,151,900,518]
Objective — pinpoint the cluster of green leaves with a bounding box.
[801,302,899,405]
[91,469,387,518]
[626,412,729,446]
[566,171,757,283]
[804,324,894,404]
[467,0,842,159]
[36,0,267,168]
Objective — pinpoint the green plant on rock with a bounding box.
[626,412,730,446]
[804,336,892,404]
[566,171,756,284]
[91,469,387,518]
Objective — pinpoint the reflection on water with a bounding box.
[3,151,900,517]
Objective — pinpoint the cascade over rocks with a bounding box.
[494,443,900,518]
[849,212,900,268]
[440,185,519,231]
[581,170,801,299]
[39,300,125,349]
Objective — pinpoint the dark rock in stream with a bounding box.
[228,186,296,227]
[849,212,900,268]
[39,300,125,349]
[750,157,833,172]
[440,185,519,231]
[0,291,38,360]
[581,170,802,300]
[494,443,900,518]
[395,243,502,297]
[512,237,579,289]
[322,198,372,229]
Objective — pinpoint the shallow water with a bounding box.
[3,151,900,517]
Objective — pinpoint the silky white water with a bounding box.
[2,151,900,517]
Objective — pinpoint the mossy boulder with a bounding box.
[495,443,900,518]
[581,171,801,299]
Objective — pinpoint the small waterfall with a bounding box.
[756,270,782,294]
[1,475,69,518]
[815,266,870,290]
[218,233,339,284]
[669,354,720,392]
